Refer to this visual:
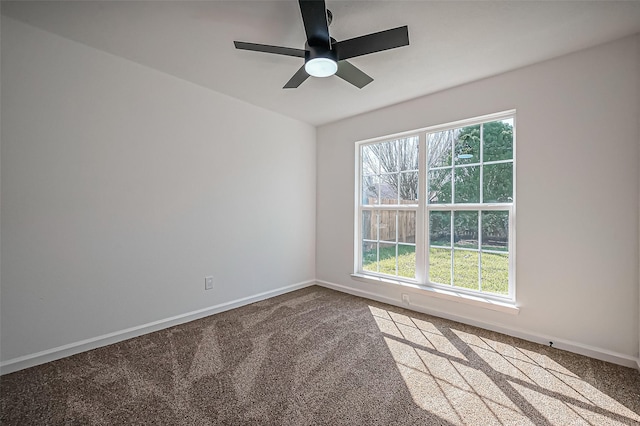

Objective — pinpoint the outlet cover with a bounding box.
[205,276,214,290]
[401,293,410,305]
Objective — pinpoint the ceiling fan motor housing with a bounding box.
[305,39,338,64]
[304,38,338,77]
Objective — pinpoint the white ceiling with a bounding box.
[3,1,640,126]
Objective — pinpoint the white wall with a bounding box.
[317,35,640,363]
[0,17,316,363]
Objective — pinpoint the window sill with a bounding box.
[350,273,519,315]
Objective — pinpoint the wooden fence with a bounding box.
[364,199,416,243]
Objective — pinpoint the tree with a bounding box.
[429,121,513,205]
[363,137,419,202]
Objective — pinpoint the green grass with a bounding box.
[363,244,416,278]
[363,246,508,295]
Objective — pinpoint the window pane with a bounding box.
[399,171,418,203]
[362,144,381,175]
[378,243,397,276]
[362,210,376,241]
[453,250,479,290]
[454,211,478,249]
[379,175,398,204]
[398,211,416,243]
[428,130,453,168]
[429,247,451,285]
[362,242,378,273]
[482,211,509,251]
[362,175,379,205]
[379,140,399,174]
[428,169,452,204]
[483,119,513,162]
[454,165,480,203]
[429,211,451,247]
[398,245,416,279]
[455,125,480,165]
[398,137,419,171]
[379,210,397,242]
[483,163,513,203]
[482,252,509,295]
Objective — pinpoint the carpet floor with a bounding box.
[1,286,639,425]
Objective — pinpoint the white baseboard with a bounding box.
[0,280,315,375]
[316,279,640,370]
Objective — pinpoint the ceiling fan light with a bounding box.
[305,57,338,77]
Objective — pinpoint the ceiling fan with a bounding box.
[234,0,409,89]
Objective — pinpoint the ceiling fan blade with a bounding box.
[283,65,310,89]
[335,61,373,89]
[234,41,306,58]
[334,26,409,61]
[299,0,330,45]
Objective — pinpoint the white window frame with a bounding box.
[354,110,516,303]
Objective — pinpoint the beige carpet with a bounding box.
[1,286,639,425]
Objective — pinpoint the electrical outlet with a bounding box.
[205,276,214,290]
[401,293,410,305]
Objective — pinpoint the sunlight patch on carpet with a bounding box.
[368,305,640,425]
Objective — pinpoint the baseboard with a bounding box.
[0,279,315,375]
[316,279,640,370]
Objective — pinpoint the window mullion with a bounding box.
[428,203,511,210]
[416,133,427,283]
[480,123,484,204]
[478,124,484,292]
[395,210,399,276]
[450,131,455,286]
[371,205,417,211]
[449,209,454,286]
[450,134,455,205]
[376,211,380,273]
[478,210,483,292]
[355,144,362,274]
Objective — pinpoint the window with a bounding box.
[356,111,515,301]
[361,136,419,279]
